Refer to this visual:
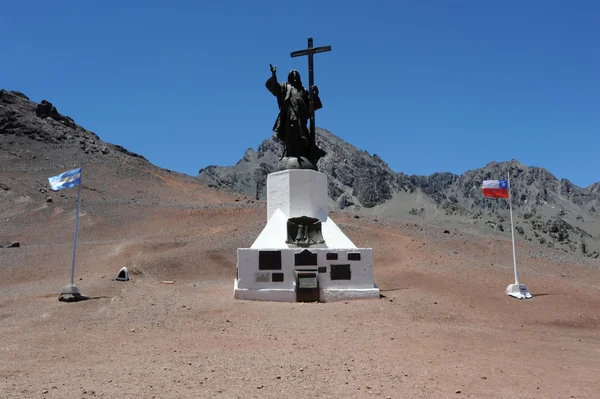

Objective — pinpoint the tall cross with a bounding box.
[290,38,331,164]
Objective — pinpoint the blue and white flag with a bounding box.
[48,167,82,191]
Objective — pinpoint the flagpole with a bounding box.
[70,171,82,287]
[508,171,519,285]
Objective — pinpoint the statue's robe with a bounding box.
[265,75,322,160]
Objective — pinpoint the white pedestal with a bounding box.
[506,283,532,299]
[234,169,379,302]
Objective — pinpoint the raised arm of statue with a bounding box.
[265,76,281,97]
[265,64,281,97]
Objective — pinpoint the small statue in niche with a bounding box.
[286,216,325,247]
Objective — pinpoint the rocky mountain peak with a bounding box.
[197,127,600,257]
[1,88,146,161]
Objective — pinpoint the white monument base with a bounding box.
[321,287,381,302]
[506,283,532,299]
[234,279,296,302]
[234,169,379,303]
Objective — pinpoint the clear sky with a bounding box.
[2,1,599,187]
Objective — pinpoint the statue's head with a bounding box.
[287,69,302,86]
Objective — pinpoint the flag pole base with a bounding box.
[59,284,88,302]
[506,283,532,300]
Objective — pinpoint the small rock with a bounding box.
[444,230,450,234]
[456,390,462,394]
[42,389,48,394]
[46,196,53,203]
[8,242,20,248]
[257,385,263,389]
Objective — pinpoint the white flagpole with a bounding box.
[69,170,82,287]
[507,171,519,285]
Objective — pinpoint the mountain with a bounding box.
[198,128,600,257]
[2,88,597,258]
[0,89,245,235]
[198,128,402,209]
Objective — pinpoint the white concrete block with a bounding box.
[267,169,328,221]
[251,209,289,249]
[235,169,379,303]
[321,288,381,302]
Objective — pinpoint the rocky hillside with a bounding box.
[3,90,597,258]
[0,89,221,231]
[198,128,403,208]
[198,128,600,258]
[0,89,152,176]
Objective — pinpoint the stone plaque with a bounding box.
[298,276,318,289]
[348,252,361,261]
[326,253,338,260]
[330,264,351,280]
[295,249,318,266]
[255,272,271,282]
[259,250,282,270]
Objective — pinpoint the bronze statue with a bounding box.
[265,65,325,169]
[266,38,332,170]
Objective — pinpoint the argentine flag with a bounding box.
[48,167,82,191]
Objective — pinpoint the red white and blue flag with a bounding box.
[482,179,509,198]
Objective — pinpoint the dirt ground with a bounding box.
[1,167,600,399]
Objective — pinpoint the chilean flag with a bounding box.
[482,179,509,198]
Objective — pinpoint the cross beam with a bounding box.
[290,38,331,164]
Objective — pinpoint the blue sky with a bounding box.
[2,1,599,187]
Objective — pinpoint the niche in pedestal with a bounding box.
[286,216,325,247]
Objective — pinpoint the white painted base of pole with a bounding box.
[60,284,81,295]
[506,283,532,300]
[59,284,88,302]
